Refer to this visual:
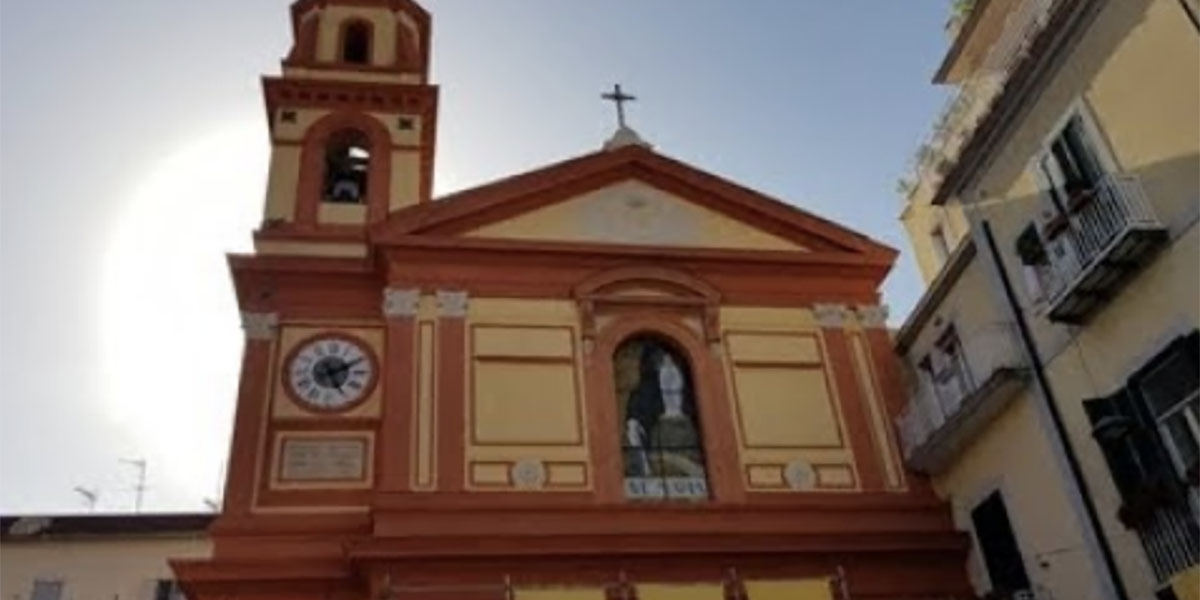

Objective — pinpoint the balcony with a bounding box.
[1031,174,1168,323]
[898,324,1029,474]
[902,0,1059,198]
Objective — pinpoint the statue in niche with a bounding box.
[616,337,707,499]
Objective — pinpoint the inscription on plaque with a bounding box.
[279,437,367,482]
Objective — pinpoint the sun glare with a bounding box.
[99,121,267,510]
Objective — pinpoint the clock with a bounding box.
[284,333,379,412]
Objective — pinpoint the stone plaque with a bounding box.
[279,437,367,482]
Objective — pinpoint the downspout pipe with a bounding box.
[981,220,1131,600]
[1177,0,1200,34]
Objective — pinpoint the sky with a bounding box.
[0,1,954,514]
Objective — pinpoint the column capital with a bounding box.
[812,303,848,328]
[382,288,420,318]
[436,290,469,318]
[856,304,890,329]
[241,311,279,341]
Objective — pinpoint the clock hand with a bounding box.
[330,357,365,377]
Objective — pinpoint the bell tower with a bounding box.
[256,0,436,254]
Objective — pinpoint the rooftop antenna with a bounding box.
[73,486,99,512]
[119,458,148,513]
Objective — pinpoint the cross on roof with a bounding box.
[601,83,637,129]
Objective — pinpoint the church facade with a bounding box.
[172,1,970,598]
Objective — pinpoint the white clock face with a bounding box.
[287,336,376,411]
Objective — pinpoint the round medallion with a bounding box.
[511,459,547,489]
[784,460,816,491]
[284,333,379,412]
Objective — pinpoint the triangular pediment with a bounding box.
[375,145,894,259]
[465,180,808,252]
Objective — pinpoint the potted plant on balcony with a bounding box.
[1064,178,1097,213]
[1116,472,1185,529]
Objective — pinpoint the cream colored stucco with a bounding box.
[744,580,834,600]
[415,318,436,489]
[516,589,606,600]
[317,202,367,225]
[732,367,841,448]
[263,146,302,222]
[271,108,332,144]
[389,150,422,211]
[464,300,591,491]
[720,306,818,331]
[718,307,857,490]
[282,66,423,85]
[472,360,580,445]
[725,333,820,364]
[933,393,1107,599]
[902,200,973,284]
[464,180,808,252]
[372,112,422,146]
[903,0,1200,596]
[253,240,369,258]
[0,536,210,599]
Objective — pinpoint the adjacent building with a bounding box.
[169,0,974,598]
[896,0,1199,598]
[0,513,211,600]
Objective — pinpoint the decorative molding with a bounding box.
[856,304,890,329]
[783,460,816,491]
[510,459,547,490]
[241,312,279,340]
[382,288,420,318]
[436,290,469,318]
[812,303,848,328]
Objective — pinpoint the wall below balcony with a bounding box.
[932,392,1106,599]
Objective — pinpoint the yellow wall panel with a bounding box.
[317,202,367,225]
[516,589,606,600]
[720,306,816,331]
[470,463,510,486]
[727,333,820,364]
[745,580,832,600]
[263,146,301,221]
[388,150,421,212]
[547,463,587,486]
[475,326,573,358]
[746,464,784,488]
[469,298,580,324]
[733,367,840,448]
[473,361,580,445]
[638,584,725,600]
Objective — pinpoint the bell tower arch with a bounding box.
[257,0,436,254]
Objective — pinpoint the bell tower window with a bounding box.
[323,129,371,204]
[341,21,372,65]
[615,336,709,501]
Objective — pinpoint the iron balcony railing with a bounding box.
[898,323,1027,460]
[903,0,1059,195]
[1138,491,1200,585]
[1032,173,1165,308]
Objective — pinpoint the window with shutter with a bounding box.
[1134,332,1200,486]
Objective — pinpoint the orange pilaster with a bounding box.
[820,325,885,491]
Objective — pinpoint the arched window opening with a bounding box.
[342,22,371,65]
[322,129,370,204]
[614,336,709,501]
